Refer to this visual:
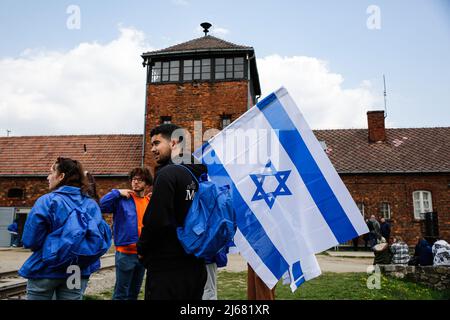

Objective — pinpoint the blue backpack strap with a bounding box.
[176,164,199,185]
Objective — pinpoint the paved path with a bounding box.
[0,248,31,274]
[326,251,374,258]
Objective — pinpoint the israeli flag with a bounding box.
[194,87,369,292]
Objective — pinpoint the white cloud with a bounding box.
[257,55,382,129]
[0,26,153,136]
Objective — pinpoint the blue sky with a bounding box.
[0,0,449,135]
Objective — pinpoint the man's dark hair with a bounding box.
[129,167,153,186]
[150,124,183,142]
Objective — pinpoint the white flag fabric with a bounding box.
[194,87,369,292]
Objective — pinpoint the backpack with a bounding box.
[205,242,232,267]
[42,197,112,269]
[176,165,237,260]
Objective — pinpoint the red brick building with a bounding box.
[0,28,448,247]
[315,112,450,246]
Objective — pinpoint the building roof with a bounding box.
[0,135,142,176]
[142,35,253,57]
[1,127,449,176]
[314,127,450,173]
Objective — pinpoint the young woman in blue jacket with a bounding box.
[19,157,110,300]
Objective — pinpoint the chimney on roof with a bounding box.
[200,22,212,36]
[367,110,386,143]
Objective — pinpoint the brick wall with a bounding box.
[343,173,450,245]
[143,80,249,170]
[0,176,131,207]
[0,176,131,228]
[378,265,450,290]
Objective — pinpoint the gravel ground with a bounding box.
[83,255,116,297]
[83,268,117,296]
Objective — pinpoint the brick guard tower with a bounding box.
[141,23,261,169]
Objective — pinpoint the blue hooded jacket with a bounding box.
[415,239,433,266]
[7,222,18,233]
[19,186,103,279]
[99,189,140,246]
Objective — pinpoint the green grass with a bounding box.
[83,290,113,300]
[83,271,450,300]
[217,271,450,300]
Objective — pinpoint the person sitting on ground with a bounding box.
[390,236,410,265]
[411,238,433,266]
[373,237,391,265]
[432,239,450,266]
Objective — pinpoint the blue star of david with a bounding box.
[249,160,292,209]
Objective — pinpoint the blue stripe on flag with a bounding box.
[292,261,303,280]
[201,143,289,280]
[295,277,305,288]
[257,93,359,243]
[291,261,305,288]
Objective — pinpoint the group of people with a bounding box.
[18,124,225,300]
[352,215,391,251]
[365,214,450,267]
[373,235,450,267]
[352,214,450,268]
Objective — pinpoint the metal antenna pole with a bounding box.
[383,74,388,118]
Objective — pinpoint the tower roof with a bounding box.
[142,35,253,57]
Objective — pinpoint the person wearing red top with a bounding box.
[100,168,152,300]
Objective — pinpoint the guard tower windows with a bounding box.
[215,57,244,80]
[151,61,180,83]
[183,59,211,81]
[150,57,246,83]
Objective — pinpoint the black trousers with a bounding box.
[144,263,207,300]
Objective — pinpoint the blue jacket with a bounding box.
[99,189,140,246]
[19,186,102,279]
[380,222,391,239]
[415,239,433,266]
[7,222,18,233]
